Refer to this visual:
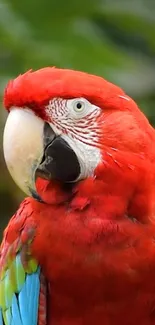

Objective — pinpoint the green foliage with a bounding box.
[0,0,155,236]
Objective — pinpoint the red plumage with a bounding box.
[4,68,124,110]
[2,67,155,324]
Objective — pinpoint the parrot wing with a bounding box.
[0,199,47,325]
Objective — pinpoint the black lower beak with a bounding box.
[35,122,81,183]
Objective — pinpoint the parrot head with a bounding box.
[3,68,155,220]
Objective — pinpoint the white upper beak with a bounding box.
[3,108,44,196]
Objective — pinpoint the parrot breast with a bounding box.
[29,174,155,325]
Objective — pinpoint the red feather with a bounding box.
[4,68,124,110]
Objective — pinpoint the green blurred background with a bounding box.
[0,0,155,238]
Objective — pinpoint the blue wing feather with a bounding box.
[18,269,40,325]
[11,294,22,325]
[30,273,40,325]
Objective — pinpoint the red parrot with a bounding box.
[1,67,155,325]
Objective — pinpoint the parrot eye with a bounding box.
[73,100,85,113]
[65,97,101,120]
[68,98,95,119]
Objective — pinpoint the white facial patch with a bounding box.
[46,97,102,180]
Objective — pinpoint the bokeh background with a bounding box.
[0,0,155,238]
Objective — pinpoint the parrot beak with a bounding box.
[3,108,80,199]
[3,108,45,197]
